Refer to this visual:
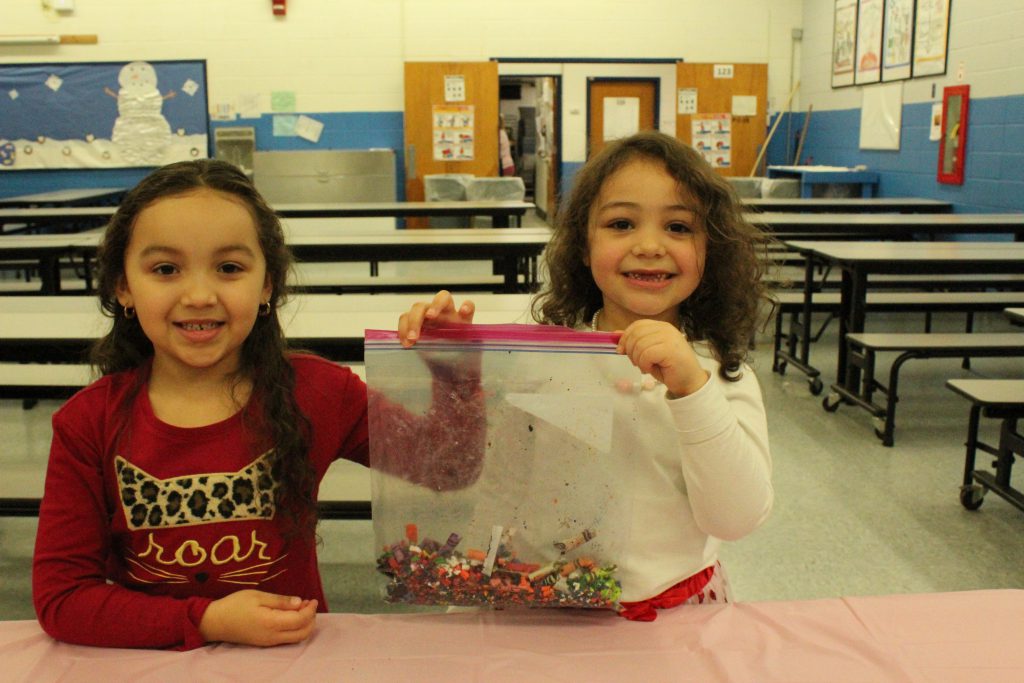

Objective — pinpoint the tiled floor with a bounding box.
[2,217,1023,621]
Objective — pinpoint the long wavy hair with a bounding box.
[91,159,316,537]
[534,131,773,379]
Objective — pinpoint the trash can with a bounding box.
[424,173,475,228]
[760,178,800,198]
[466,177,526,227]
[726,177,763,199]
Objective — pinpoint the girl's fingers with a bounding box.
[399,303,431,346]
[400,291,475,347]
[427,290,455,319]
[265,598,317,625]
[270,616,317,645]
[258,592,303,610]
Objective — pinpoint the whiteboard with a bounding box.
[859,82,902,150]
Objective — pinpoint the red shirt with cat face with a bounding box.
[33,354,484,650]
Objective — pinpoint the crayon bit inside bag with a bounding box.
[376,526,621,608]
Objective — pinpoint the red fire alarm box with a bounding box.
[272,0,286,16]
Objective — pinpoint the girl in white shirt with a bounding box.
[400,131,774,621]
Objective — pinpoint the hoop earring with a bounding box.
[123,306,136,319]
[258,302,271,317]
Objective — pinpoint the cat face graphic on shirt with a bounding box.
[115,452,278,530]
[114,452,289,588]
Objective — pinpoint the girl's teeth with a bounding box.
[627,273,669,281]
[182,322,218,331]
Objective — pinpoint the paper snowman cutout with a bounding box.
[109,61,174,164]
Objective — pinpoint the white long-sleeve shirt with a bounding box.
[612,342,773,602]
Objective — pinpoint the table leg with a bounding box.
[38,254,62,295]
[995,418,1020,490]
[799,254,815,365]
[497,258,517,293]
[838,268,868,392]
[962,404,982,488]
[771,249,824,394]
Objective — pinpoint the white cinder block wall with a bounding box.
[5,0,802,127]
[799,0,1024,111]
[789,0,1024,212]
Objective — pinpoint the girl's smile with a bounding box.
[175,319,226,343]
[623,269,677,286]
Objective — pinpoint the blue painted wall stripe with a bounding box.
[6,97,1022,215]
[766,94,1024,213]
[1,111,406,200]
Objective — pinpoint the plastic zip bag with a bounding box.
[365,323,638,610]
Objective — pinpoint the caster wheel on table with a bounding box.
[959,484,985,511]
[808,377,824,395]
[822,393,841,412]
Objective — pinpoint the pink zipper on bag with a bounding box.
[365,323,620,351]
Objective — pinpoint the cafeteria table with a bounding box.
[782,240,1024,394]
[2,589,1021,682]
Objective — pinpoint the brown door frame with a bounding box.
[498,73,563,220]
[585,77,660,159]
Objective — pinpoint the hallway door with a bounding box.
[587,79,657,158]
[533,77,559,220]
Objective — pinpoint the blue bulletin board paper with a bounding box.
[0,60,209,170]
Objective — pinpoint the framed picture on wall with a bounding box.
[831,0,859,88]
[854,0,884,85]
[882,0,916,81]
[912,0,951,78]
[0,60,209,171]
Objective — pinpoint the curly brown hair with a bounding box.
[90,159,316,537]
[533,131,773,379]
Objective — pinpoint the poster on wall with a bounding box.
[691,114,731,169]
[854,0,884,84]
[603,97,640,141]
[677,88,697,115]
[432,104,474,161]
[831,0,858,88]
[881,0,915,81]
[912,0,951,78]
[0,60,208,170]
[443,75,466,103]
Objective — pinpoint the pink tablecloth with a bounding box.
[3,590,1021,682]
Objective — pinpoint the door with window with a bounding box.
[587,79,657,158]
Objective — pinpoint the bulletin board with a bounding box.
[675,62,766,177]
[0,60,209,171]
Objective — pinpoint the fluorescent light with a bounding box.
[0,35,61,45]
